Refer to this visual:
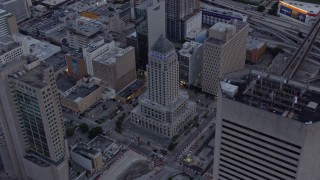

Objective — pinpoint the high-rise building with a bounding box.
[166,0,201,42]
[0,60,69,180]
[0,9,18,37]
[131,37,196,137]
[135,0,165,70]
[202,20,248,95]
[178,41,203,87]
[0,0,29,22]
[214,69,320,180]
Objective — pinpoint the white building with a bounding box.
[135,0,166,69]
[131,37,196,137]
[82,38,115,76]
[0,36,24,65]
[12,35,61,61]
[178,41,203,87]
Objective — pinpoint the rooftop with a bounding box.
[247,36,266,50]
[211,22,235,32]
[87,136,114,152]
[93,46,133,65]
[24,155,50,167]
[117,80,144,98]
[11,62,52,89]
[268,53,292,76]
[201,5,247,21]
[56,75,78,92]
[221,69,320,123]
[15,35,61,61]
[72,143,100,159]
[205,37,225,45]
[0,40,20,56]
[151,36,174,54]
[179,41,203,58]
[136,0,161,10]
[65,84,100,102]
[44,52,67,72]
[281,0,320,14]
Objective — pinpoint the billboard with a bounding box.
[71,59,79,75]
[279,5,306,23]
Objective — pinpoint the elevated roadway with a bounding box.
[282,17,320,79]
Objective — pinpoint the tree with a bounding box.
[88,127,103,139]
[66,128,75,137]
[172,135,179,143]
[257,5,265,12]
[168,142,175,151]
[270,47,284,56]
[298,32,304,38]
[79,123,89,133]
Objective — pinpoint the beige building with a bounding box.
[93,46,136,93]
[214,69,320,180]
[71,143,103,173]
[0,9,18,37]
[0,60,68,180]
[131,37,196,138]
[202,20,248,95]
[60,79,103,114]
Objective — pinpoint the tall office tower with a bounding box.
[214,69,320,180]
[135,0,165,70]
[0,0,29,22]
[202,20,248,95]
[0,60,69,180]
[166,0,201,42]
[131,37,196,137]
[0,9,18,37]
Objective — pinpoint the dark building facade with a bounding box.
[166,0,200,42]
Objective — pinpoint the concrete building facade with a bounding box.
[60,80,103,114]
[135,0,165,70]
[178,41,203,87]
[0,9,18,37]
[0,36,24,66]
[0,0,29,22]
[65,53,87,80]
[131,37,196,138]
[0,60,68,179]
[202,20,248,95]
[92,46,136,93]
[70,143,103,173]
[83,38,114,76]
[214,69,320,180]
